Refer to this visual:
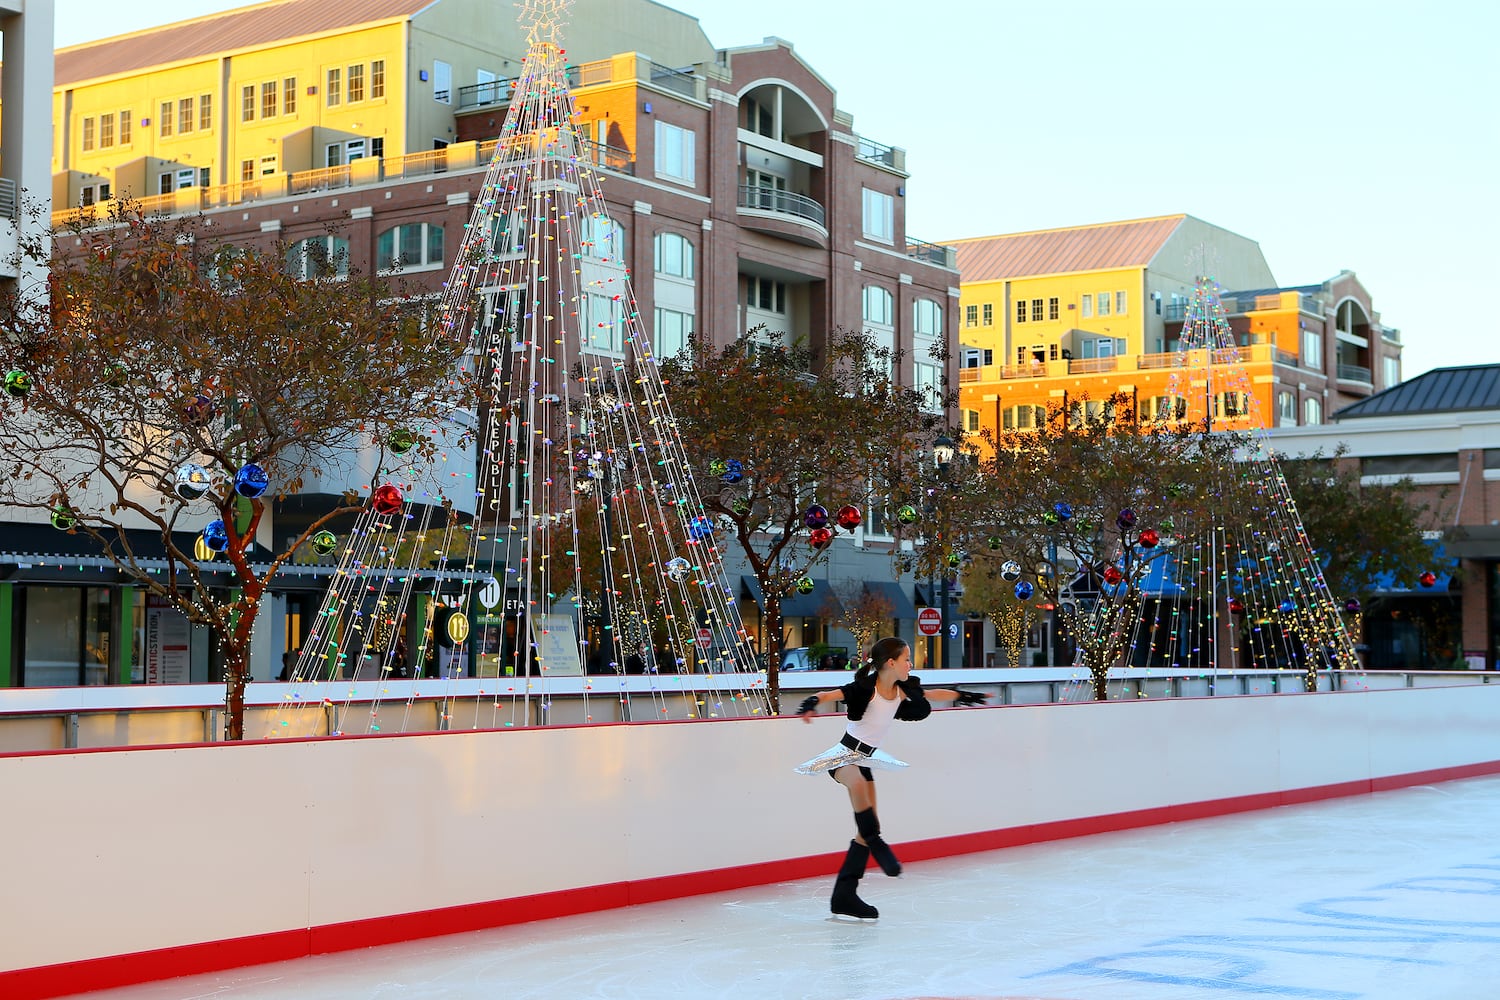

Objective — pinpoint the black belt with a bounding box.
[840,732,877,756]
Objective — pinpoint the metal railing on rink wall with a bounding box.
[736,184,825,227]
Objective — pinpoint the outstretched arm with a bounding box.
[795,689,843,722]
[925,688,989,707]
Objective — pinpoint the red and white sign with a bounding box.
[695,627,713,648]
[917,607,942,637]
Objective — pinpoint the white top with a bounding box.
[846,687,901,749]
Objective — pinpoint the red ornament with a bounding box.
[1229,597,1246,615]
[1102,565,1124,586]
[1419,571,1437,588]
[371,483,404,515]
[1138,528,1160,548]
[809,527,833,550]
[835,504,862,531]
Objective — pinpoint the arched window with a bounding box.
[284,235,349,279]
[913,299,942,337]
[580,213,620,261]
[862,285,893,326]
[653,232,694,279]
[377,223,444,270]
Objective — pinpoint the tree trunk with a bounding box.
[765,594,784,714]
[223,649,249,741]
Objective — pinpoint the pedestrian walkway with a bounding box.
[74,775,1500,999]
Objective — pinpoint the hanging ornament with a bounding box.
[182,394,213,427]
[946,551,964,568]
[102,363,128,388]
[1053,501,1073,521]
[835,505,862,531]
[1102,565,1124,586]
[688,514,714,540]
[803,504,829,530]
[1013,581,1034,601]
[50,505,77,531]
[666,556,691,582]
[708,458,728,478]
[387,428,418,455]
[371,483,404,515]
[173,464,211,501]
[1116,508,1137,530]
[721,459,744,484]
[1419,571,1437,588]
[312,530,338,555]
[4,369,33,397]
[1000,559,1022,582]
[896,504,919,525]
[731,496,753,516]
[987,536,1003,551]
[201,519,230,553]
[233,463,269,499]
[1343,597,1362,614]
[1229,597,1246,616]
[796,576,816,595]
[1138,527,1160,548]
[1042,509,1060,525]
[809,526,833,550]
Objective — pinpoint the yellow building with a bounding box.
[40,0,717,212]
[950,215,1401,453]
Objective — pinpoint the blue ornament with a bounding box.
[721,459,744,484]
[1053,501,1073,521]
[688,515,714,540]
[233,463,269,498]
[1278,599,1295,613]
[1014,581,1034,600]
[202,519,230,552]
[803,504,829,530]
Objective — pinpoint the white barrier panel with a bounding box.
[5,685,1500,996]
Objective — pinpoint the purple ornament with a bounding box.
[803,504,829,530]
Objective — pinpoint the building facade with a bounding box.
[950,216,1403,454]
[0,0,960,687]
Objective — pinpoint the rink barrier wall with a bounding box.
[5,684,1500,998]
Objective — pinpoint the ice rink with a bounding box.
[73,774,1500,1000]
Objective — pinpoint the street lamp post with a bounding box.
[932,434,957,670]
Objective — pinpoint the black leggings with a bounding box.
[829,764,875,783]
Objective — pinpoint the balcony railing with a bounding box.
[288,164,352,195]
[905,236,957,269]
[1274,349,1299,367]
[577,137,635,174]
[1068,357,1117,374]
[384,147,448,180]
[1338,363,1372,384]
[648,61,697,98]
[855,136,897,167]
[736,184,825,227]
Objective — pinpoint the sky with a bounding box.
[51,0,1500,380]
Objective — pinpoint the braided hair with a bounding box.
[854,636,910,686]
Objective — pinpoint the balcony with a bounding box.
[736,184,827,247]
[1337,363,1372,385]
[455,56,704,113]
[854,135,907,174]
[905,236,957,269]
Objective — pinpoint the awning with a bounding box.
[1444,525,1500,560]
[862,580,918,619]
[1366,537,1458,596]
[740,575,842,618]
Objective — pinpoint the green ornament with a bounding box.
[1042,510,1060,525]
[387,428,418,455]
[896,504,919,525]
[312,530,338,555]
[50,505,77,531]
[708,459,728,478]
[796,576,815,595]
[4,369,33,398]
[987,535,1002,551]
[102,363,128,388]
[947,551,963,568]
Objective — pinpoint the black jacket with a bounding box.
[839,674,932,722]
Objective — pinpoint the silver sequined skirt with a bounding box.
[794,742,909,775]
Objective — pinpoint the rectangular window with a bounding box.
[1048,296,1059,320]
[654,121,695,183]
[432,60,451,103]
[81,117,95,151]
[327,68,341,106]
[100,114,115,147]
[965,304,978,327]
[861,187,894,242]
[371,61,386,99]
[348,64,365,103]
[1277,391,1296,424]
[965,409,980,432]
[1097,292,1111,316]
[262,81,277,119]
[241,85,255,122]
[1302,329,1324,370]
[1016,299,1027,324]
[1116,290,1128,315]
[982,303,993,326]
[653,308,693,359]
[241,159,255,183]
[119,111,131,145]
[159,102,173,137]
[1031,299,1044,322]
[178,97,194,134]
[1081,295,1093,318]
[283,78,298,115]
[1383,355,1400,387]
[1303,397,1323,425]
[199,93,212,131]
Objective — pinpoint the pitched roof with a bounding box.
[1336,365,1500,419]
[55,0,435,86]
[947,215,1186,284]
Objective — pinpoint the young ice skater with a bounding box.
[794,636,988,919]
